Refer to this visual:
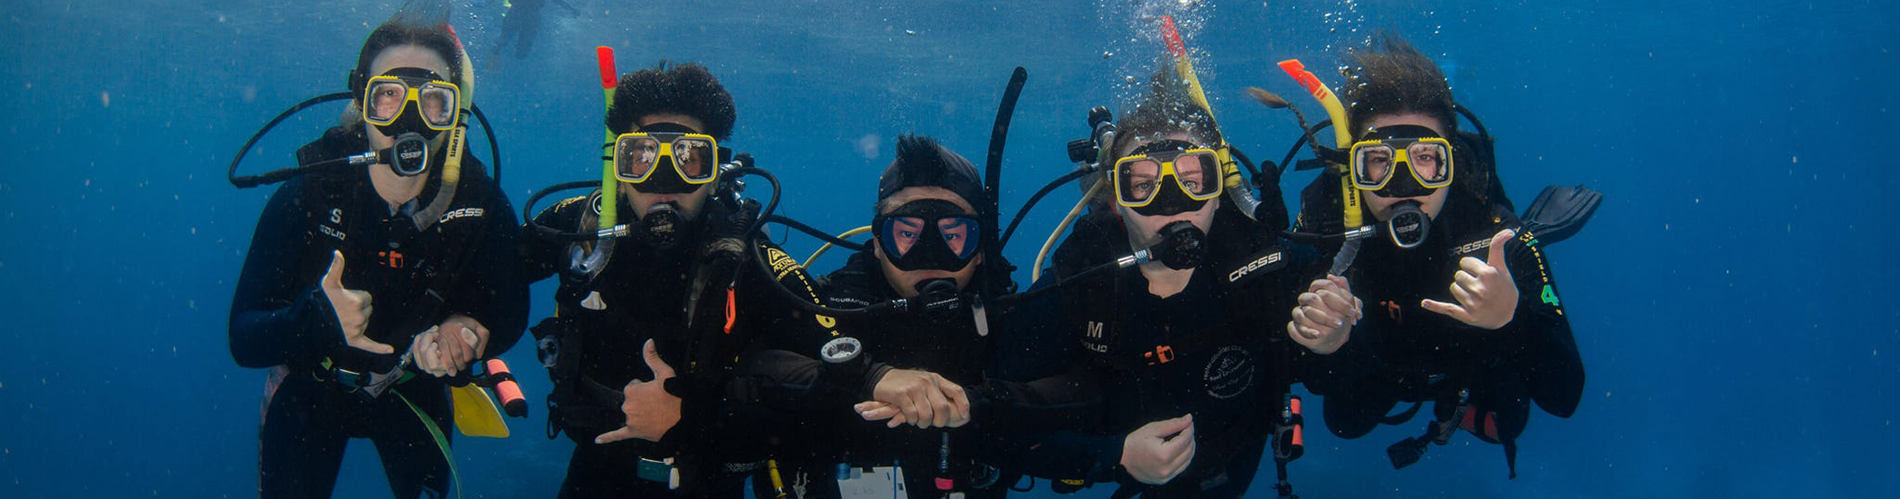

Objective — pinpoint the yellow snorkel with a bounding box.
[1158,16,1262,219]
[1276,59,1359,230]
[1277,59,1376,274]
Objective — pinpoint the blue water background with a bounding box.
[2,0,1895,497]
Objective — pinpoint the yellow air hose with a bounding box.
[804,226,873,268]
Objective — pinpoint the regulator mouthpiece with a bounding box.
[1385,200,1431,249]
[640,203,684,250]
[1154,221,1207,270]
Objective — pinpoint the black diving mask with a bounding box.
[873,199,982,272]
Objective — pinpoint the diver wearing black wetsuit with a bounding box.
[522,61,828,498]
[736,249,1104,498]
[1006,205,1315,499]
[229,125,527,498]
[1291,33,1586,478]
[1301,200,1584,476]
[523,191,828,497]
[727,136,1099,498]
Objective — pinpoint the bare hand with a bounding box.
[434,314,490,376]
[857,369,970,429]
[321,251,393,354]
[1121,414,1196,485]
[1288,275,1361,354]
[410,327,450,377]
[1421,229,1519,329]
[595,340,683,444]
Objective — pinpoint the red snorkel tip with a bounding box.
[1159,16,1186,58]
[1278,59,1330,100]
[596,46,617,89]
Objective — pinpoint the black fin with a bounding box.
[1387,437,1428,469]
[1520,184,1603,245]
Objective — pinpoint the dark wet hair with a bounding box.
[875,134,985,213]
[1343,33,1455,137]
[348,10,464,98]
[605,62,737,140]
[1342,32,1498,211]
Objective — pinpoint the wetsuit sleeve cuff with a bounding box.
[860,363,895,401]
[299,287,347,355]
[1082,435,1126,483]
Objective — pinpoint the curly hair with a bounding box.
[604,62,737,140]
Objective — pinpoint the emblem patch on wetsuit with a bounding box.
[1203,346,1255,400]
[765,247,799,279]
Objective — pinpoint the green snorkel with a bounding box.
[595,46,620,229]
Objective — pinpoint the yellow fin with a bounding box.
[451,384,510,438]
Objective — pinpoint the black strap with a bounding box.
[1382,401,1425,425]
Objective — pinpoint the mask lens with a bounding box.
[1352,143,1396,189]
[1407,141,1451,187]
[936,216,979,259]
[1175,151,1221,198]
[1115,157,1164,206]
[615,135,662,182]
[672,136,716,181]
[366,80,408,124]
[881,216,927,257]
[416,84,458,128]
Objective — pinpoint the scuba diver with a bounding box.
[726,134,1105,498]
[519,60,833,497]
[998,64,1355,498]
[227,11,528,499]
[487,0,579,62]
[1282,33,1592,478]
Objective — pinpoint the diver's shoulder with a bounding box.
[533,192,595,226]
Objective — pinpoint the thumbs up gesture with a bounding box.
[1421,229,1519,330]
[595,340,683,444]
[321,250,394,354]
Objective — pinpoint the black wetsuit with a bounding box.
[731,250,1099,498]
[1003,208,1316,498]
[229,126,528,498]
[1303,201,1585,477]
[523,194,829,498]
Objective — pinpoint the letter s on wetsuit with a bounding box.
[228,126,528,498]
